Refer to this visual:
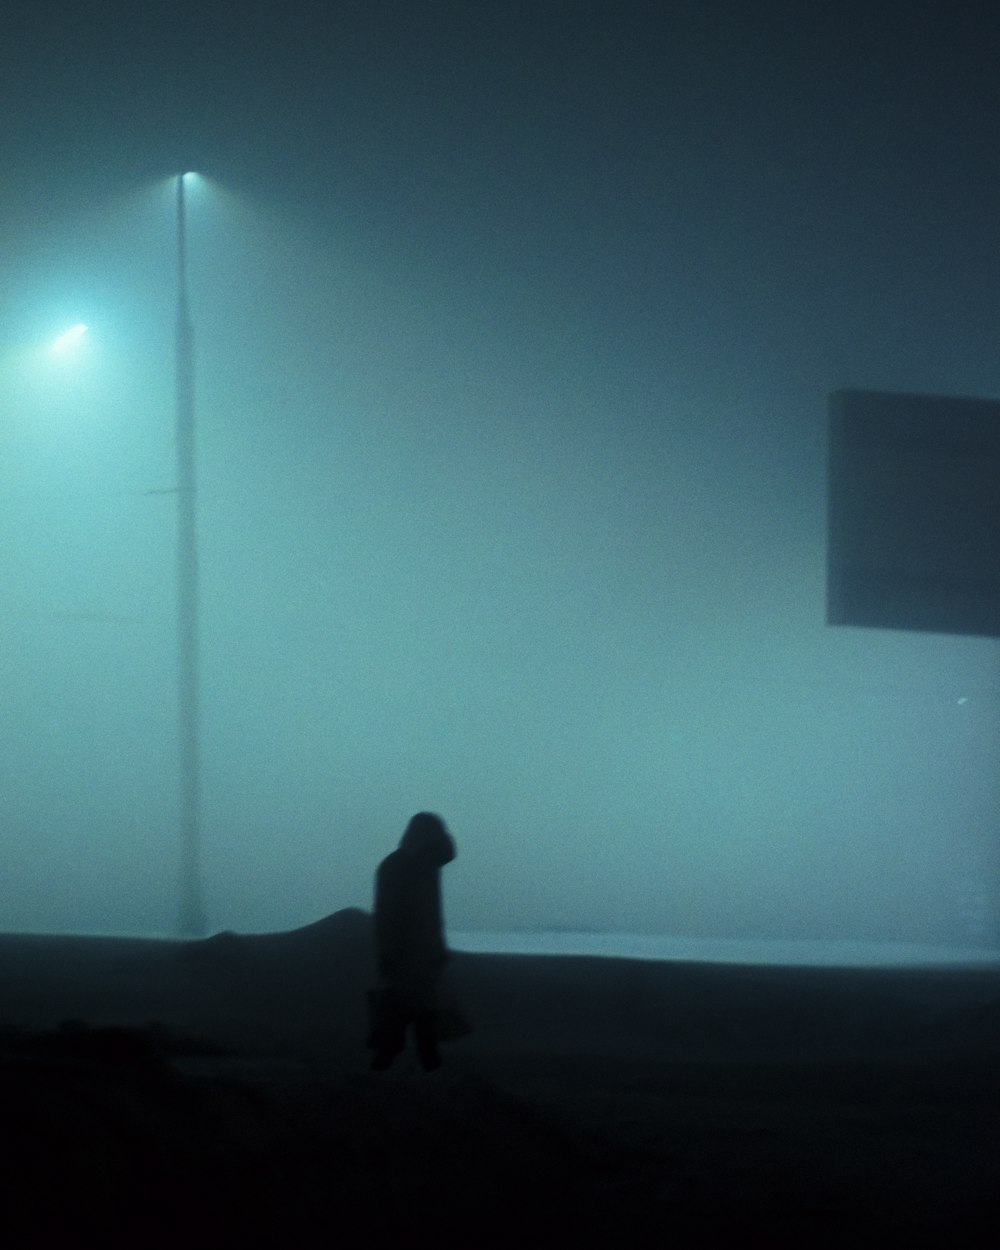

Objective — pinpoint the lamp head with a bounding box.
[50,323,89,355]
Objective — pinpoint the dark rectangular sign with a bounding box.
[827,389,1000,638]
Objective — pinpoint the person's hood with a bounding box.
[399,812,456,867]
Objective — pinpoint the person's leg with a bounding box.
[414,1010,441,1071]
[368,988,407,1071]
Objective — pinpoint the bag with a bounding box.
[433,999,472,1043]
[365,976,472,1047]
[433,968,472,1042]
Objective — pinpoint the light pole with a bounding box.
[175,172,207,936]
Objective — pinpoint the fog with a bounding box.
[2,3,998,947]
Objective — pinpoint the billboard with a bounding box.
[827,389,1000,638]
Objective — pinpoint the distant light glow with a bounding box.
[51,323,88,354]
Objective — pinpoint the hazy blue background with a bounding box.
[2,1,998,943]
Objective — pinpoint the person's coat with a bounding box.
[373,813,456,1011]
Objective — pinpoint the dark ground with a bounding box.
[1,911,998,1247]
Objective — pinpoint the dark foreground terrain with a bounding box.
[1,911,998,1247]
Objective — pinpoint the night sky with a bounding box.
[2,0,999,943]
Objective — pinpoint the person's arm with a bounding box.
[374,860,404,978]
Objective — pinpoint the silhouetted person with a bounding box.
[368,812,456,1071]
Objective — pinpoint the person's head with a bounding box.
[399,812,456,867]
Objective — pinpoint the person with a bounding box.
[368,812,457,1071]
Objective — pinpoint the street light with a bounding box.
[50,323,89,355]
[175,171,207,937]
